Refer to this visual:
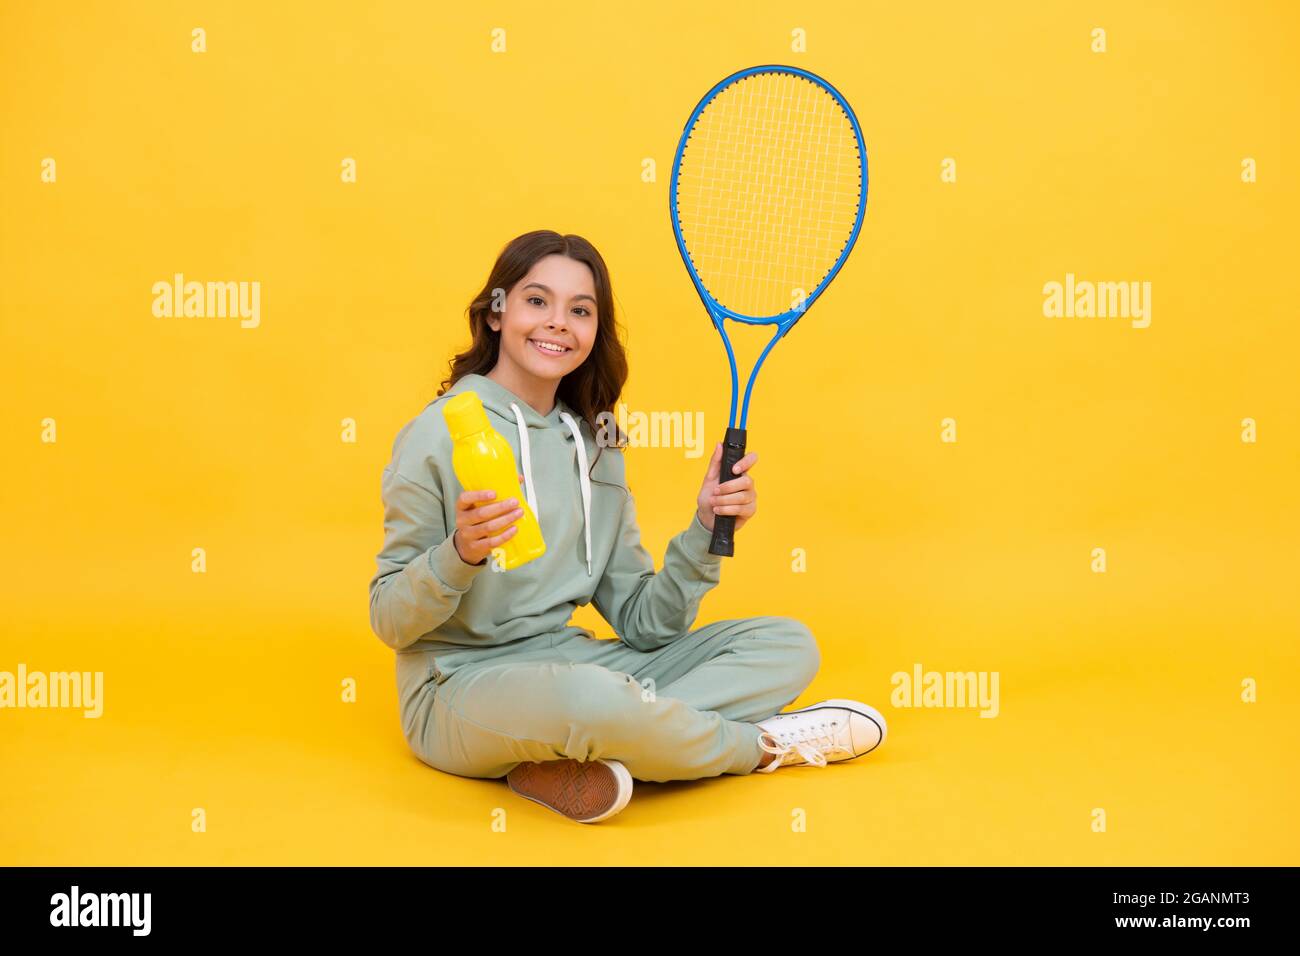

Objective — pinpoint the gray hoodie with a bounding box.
[368,372,723,655]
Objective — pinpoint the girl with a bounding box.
[369,230,887,823]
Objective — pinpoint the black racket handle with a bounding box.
[708,427,747,557]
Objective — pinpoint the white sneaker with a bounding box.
[506,757,634,823]
[753,698,887,772]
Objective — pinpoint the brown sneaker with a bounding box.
[505,757,634,823]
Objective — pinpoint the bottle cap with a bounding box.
[442,391,491,441]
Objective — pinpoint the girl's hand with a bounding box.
[452,472,528,566]
[696,442,758,535]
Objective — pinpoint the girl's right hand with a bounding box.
[452,473,527,566]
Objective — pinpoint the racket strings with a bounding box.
[674,70,862,319]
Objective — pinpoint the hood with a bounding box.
[441,373,595,576]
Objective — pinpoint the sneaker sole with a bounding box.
[506,758,633,823]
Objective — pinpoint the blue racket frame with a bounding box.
[669,64,869,555]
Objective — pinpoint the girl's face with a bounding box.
[489,254,599,388]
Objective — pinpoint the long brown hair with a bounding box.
[437,229,631,483]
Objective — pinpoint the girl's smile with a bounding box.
[528,337,574,357]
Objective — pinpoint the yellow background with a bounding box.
[2,0,1296,865]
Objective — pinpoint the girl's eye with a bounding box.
[527,294,589,317]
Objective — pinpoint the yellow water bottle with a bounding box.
[441,390,546,570]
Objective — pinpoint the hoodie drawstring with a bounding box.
[509,403,540,520]
[560,411,593,578]
[509,402,593,577]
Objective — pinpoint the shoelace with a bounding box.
[756,717,849,772]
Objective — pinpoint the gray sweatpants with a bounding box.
[395,616,821,783]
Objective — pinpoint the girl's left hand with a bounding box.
[696,442,758,534]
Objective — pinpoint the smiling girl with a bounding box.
[369,229,887,823]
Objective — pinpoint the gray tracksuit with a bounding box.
[369,372,819,781]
